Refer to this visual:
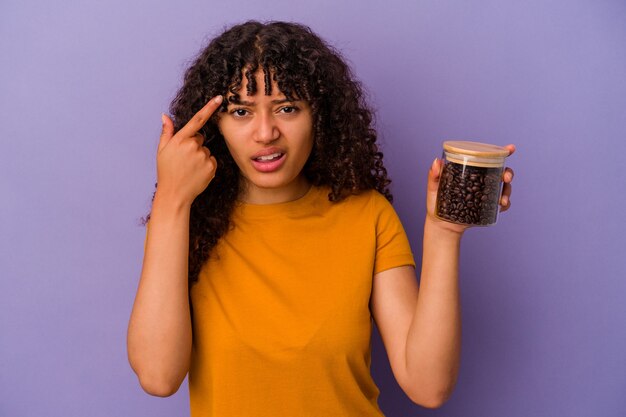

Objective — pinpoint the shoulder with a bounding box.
[354,188,396,217]
[366,189,393,208]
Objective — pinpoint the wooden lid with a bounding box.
[443,141,510,158]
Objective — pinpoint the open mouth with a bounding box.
[252,152,284,162]
[250,152,286,172]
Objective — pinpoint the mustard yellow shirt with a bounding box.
[189,185,415,416]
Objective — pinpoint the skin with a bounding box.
[127,95,223,396]
[217,71,315,204]
[370,150,514,407]
[126,71,516,406]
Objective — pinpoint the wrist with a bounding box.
[424,214,466,241]
[153,189,193,213]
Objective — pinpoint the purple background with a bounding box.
[2,0,625,416]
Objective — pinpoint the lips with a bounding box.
[250,148,287,173]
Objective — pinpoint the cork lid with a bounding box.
[443,141,510,157]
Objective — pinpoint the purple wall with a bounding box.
[2,0,625,416]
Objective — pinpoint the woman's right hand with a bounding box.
[156,95,224,205]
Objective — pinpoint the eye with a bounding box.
[230,108,249,117]
[279,106,299,114]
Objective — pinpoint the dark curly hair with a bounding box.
[146,20,393,285]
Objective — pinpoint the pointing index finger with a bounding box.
[178,95,224,137]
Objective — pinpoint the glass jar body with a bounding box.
[435,151,505,226]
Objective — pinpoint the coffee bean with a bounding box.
[435,161,502,226]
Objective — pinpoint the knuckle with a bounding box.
[181,139,200,153]
[193,114,206,125]
[180,138,193,148]
[207,156,217,170]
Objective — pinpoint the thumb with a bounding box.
[158,113,175,152]
[426,157,442,214]
[427,158,442,193]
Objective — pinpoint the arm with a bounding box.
[371,147,515,408]
[126,96,222,396]
[127,195,194,397]
[370,224,460,409]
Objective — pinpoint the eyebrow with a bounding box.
[227,98,300,106]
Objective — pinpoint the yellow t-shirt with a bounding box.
[189,185,415,416]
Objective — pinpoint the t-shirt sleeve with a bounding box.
[371,192,416,274]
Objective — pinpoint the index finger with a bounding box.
[177,95,224,137]
[505,144,516,156]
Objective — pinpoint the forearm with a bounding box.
[405,217,462,401]
[127,191,193,396]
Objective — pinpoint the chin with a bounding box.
[245,173,293,189]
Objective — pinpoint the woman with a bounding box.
[127,20,515,416]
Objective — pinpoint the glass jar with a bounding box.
[435,141,511,226]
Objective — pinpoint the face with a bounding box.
[217,70,314,204]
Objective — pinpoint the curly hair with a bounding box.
[146,21,393,285]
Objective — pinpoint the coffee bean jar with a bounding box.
[435,141,511,226]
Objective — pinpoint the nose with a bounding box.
[254,111,279,144]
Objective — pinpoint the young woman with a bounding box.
[127,21,515,416]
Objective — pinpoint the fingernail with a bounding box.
[502,196,509,206]
[214,95,223,104]
[431,158,438,171]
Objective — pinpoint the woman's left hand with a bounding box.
[425,144,516,235]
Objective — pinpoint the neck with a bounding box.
[238,176,312,205]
